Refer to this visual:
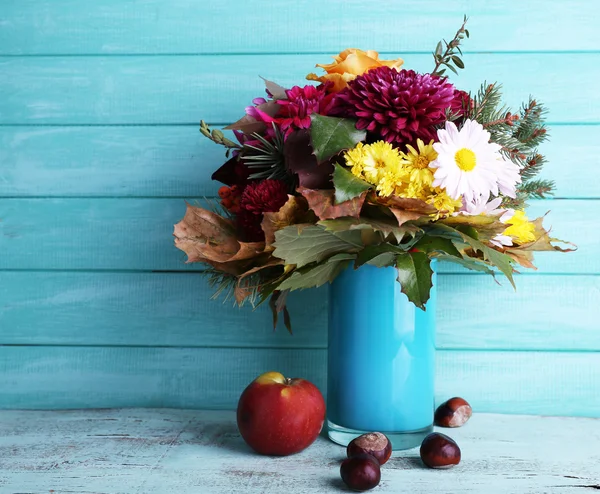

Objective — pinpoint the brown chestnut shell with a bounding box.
[340,453,381,491]
[434,397,472,428]
[347,432,392,465]
[420,432,461,469]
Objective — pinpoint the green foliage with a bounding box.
[199,121,241,158]
[395,252,434,310]
[355,244,405,268]
[427,223,516,288]
[309,114,366,163]
[273,224,363,268]
[432,15,469,77]
[332,164,372,204]
[277,253,355,291]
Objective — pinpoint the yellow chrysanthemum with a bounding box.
[343,141,405,196]
[399,139,437,189]
[361,141,403,184]
[377,167,406,197]
[344,142,367,179]
[428,188,463,217]
[502,210,536,244]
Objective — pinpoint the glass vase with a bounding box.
[327,263,436,450]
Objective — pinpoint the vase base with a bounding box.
[326,419,433,451]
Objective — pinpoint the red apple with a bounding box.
[236,371,326,456]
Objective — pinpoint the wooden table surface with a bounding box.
[0,409,598,493]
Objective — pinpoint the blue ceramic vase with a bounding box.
[327,263,436,450]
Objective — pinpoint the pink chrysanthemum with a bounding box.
[275,85,335,137]
[334,67,456,144]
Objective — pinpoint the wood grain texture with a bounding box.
[0,0,597,54]
[1,53,599,124]
[0,198,588,272]
[1,346,599,416]
[1,409,599,493]
[0,125,596,198]
[1,272,599,352]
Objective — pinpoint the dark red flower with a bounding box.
[275,84,336,137]
[333,67,456,144]
[240,179,289,215]
[236,209,265,242]
[450,89,472,120]
[235,180,289,242]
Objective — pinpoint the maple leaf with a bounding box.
[298,187,366,220]
[261,195,313,248]
[173,203,265,264]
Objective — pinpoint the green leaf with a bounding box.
[319,215,420,245]
[435,40,443,57]
[356,244,405,268]
[413,235,461,257]
[273,224,363,268]
[395,252,434,310]
[432,253,496,277]
[427,223,516,288]
[310,114,366,163]
[332,164,372,204]
[444,63,459,75]
[277,254,354,291]
[451,55,465,69]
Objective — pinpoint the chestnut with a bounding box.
[347,432,392,465]
[340,453,381,491]
[420,432,461,469]
[434,397,472,428]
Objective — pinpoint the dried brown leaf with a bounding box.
[173,203,265,263]
[261,195,311,248]
[298,187,366,220]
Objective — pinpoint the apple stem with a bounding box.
[284,378,293,385]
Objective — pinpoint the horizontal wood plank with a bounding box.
[1,409,599,493]
[1,346,599,416]
[0,125,595,198]
[1,54,599,124]
[1,272,598,351]
[0,198,590,273]
[0,0,597,54]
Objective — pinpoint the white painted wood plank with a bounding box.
[1,347,599,416]
[0,125,594,198]
[0,409,598,493]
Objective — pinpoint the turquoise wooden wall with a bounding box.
[1,0,599,416]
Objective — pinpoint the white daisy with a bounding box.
[490,209,517,248]
[430,120,519,203]
[460,195,504,216]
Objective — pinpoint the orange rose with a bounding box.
[307,49,404,92]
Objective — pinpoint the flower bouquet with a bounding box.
[173,17,572,332]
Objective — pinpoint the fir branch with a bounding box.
[432,15,469,77]
[519,179,555,199]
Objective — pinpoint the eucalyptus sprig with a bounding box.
[432,15,469,77]
[200,120,241,157]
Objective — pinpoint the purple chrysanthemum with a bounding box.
[334,67,456,144]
